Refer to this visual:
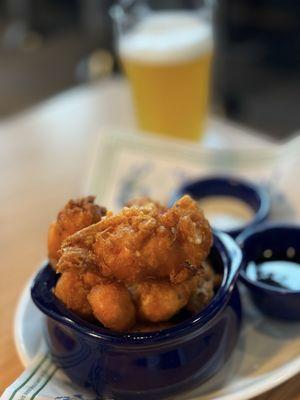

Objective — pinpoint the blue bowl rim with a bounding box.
[31,231,241,346]
[237,222,300,295]
[171,175,270,237]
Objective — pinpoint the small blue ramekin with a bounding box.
[171,176,270,238]
[31,231,242,399]
[237,223,300,320]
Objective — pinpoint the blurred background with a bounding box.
[0,0,300,138]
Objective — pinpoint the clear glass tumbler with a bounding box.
[111,0,214,141]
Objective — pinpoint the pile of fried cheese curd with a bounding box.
[48,195,221,332]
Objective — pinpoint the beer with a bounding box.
[119,11,213,140]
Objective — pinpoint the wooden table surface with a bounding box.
[0,78,299,399]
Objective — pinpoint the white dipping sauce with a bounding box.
[198,196,254,230]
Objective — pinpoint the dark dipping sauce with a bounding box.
[246,253,300,291]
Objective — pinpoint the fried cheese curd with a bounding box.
[48,196,106,268]
[54,195,216,332]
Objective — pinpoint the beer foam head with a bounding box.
[119,11,213,64]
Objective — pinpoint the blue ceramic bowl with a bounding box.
[171,176,270,238]
[237,223,300,320]
[31,231,242,399]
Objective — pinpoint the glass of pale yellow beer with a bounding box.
[111,2,214,141]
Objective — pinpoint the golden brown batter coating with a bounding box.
[87,283,136,332]
[132,280,192,322]
[57,195,212,283]
[54,271,93,319]
[48,196,106,267]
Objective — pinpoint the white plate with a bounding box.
[15,277,300,400]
